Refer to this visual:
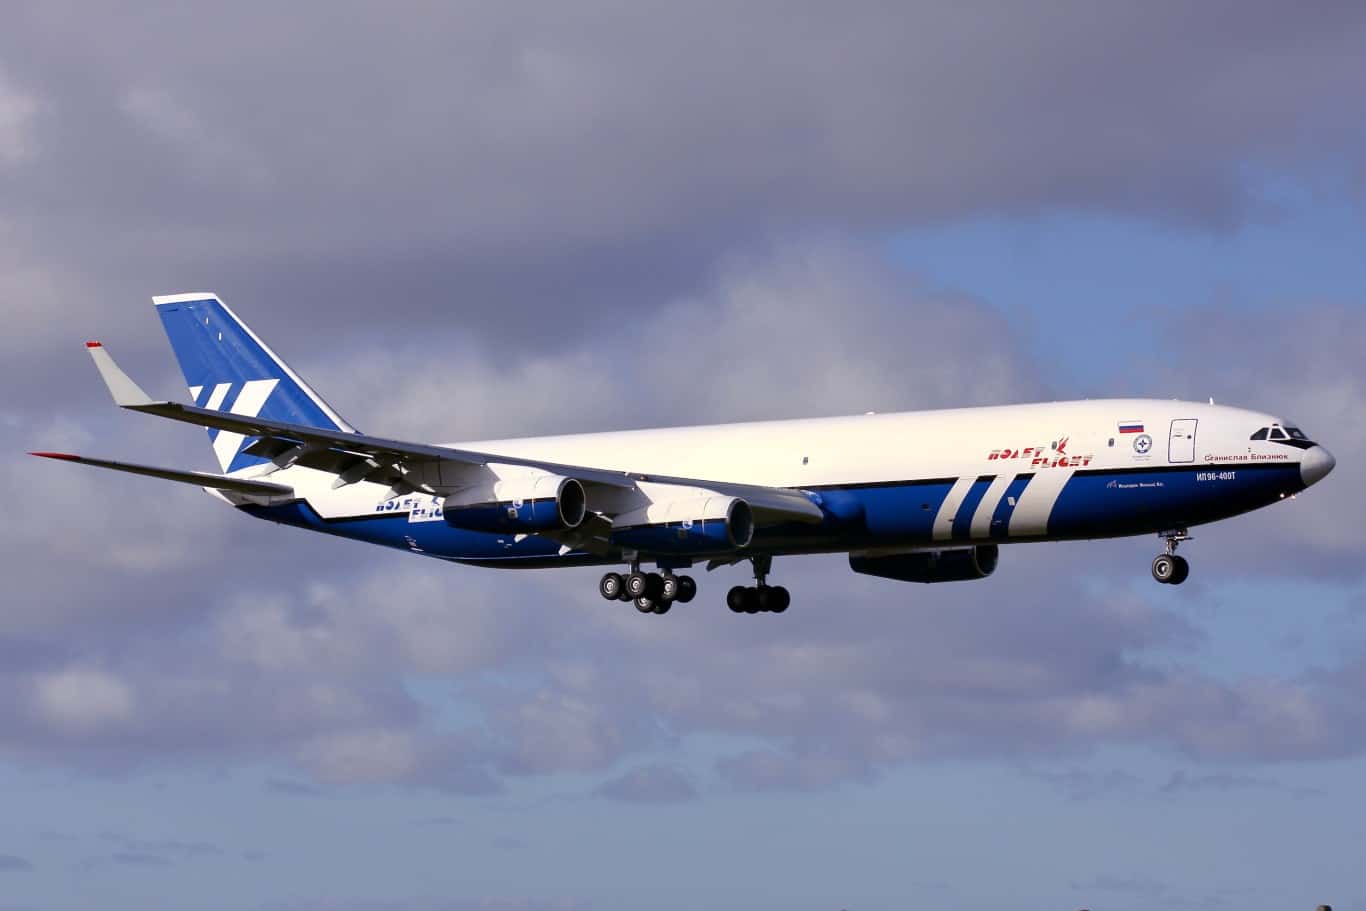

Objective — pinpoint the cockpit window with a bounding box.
[1250,428,1268,441]
[1287,427,1309,440]
[1269,427,1287,440]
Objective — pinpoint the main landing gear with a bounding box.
[1151,529,1191,585]
[597,553,791,615]
[726,554,790,615]
[598,565,696,615]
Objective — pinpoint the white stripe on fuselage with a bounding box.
[932,477,976,541]
[970,474,1015,539]
[1009,469,1073,538]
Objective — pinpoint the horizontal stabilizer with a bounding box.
[29,452,294,497]
[86,342,155,407]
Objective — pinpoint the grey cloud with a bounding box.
[5,1,1366,402]
[595,764,698,804]
[0,855,33,872]
[0,65,39,166]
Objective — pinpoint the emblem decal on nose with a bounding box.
[1133,434,1152,454]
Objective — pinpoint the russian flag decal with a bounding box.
[1118,422,1145,434]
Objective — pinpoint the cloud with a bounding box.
[0,66,38,166]
[595,764,698,804]
[2,2,1365,398]
[0,855,33,872]
[28,667,135,736]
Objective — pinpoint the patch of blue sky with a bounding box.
[885,177,1366,386]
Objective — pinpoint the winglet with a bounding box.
[86,341,156,407]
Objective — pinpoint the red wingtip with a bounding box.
[85,341,102,348]
[28,451,79,461]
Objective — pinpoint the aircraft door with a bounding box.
[1169,419,1197,463]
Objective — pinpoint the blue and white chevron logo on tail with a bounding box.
[189,379,280,471]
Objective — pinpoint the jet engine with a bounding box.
[442,470,586,534]
[849,544,998,583]
[611,495,754,555]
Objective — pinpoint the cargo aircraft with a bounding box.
[31,294,1335,615]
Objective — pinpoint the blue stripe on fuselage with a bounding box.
[990,473,1033,540]
[952,475,995,540]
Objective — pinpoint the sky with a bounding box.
[2,2,1366,909]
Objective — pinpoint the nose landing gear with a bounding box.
[1151,530,1191,585]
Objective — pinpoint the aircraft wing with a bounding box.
[83,342,826,526]
[28,451,294,497]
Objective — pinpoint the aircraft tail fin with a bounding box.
[152,293,356,472]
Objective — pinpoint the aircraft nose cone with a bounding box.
[1300,445,1336,487]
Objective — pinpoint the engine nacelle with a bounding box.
[611,495,754,555]
[442,470,587,534]
[849,545,999,583]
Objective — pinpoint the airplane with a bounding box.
[31,293,1335,615]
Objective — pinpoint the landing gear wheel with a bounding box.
[1169,555,1190,585]
[1151,554,1177,584]
[727,586,748,613]
[645,572,665,599]
[634,595,656,613]
[625,572,650,599]
[676,575,697,604]
[766,586,790,613]
[651,600,672,615]
[599,572,624,601]
[660,575,681,601]
[741,587,761,614]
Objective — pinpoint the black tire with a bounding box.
[652,600,672,615]
[1169,555,1190,585]
[741,587,760,614]
[1151,554,1177,584]
[757,586,777,612]
[660,575,681,601]
[769,586,791,613]
[727,585,748,613]
[626,572,649,598]
[645,572,665,599]
[599,572,624,600]
[676,575,697,604]
[634,595,656,613]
